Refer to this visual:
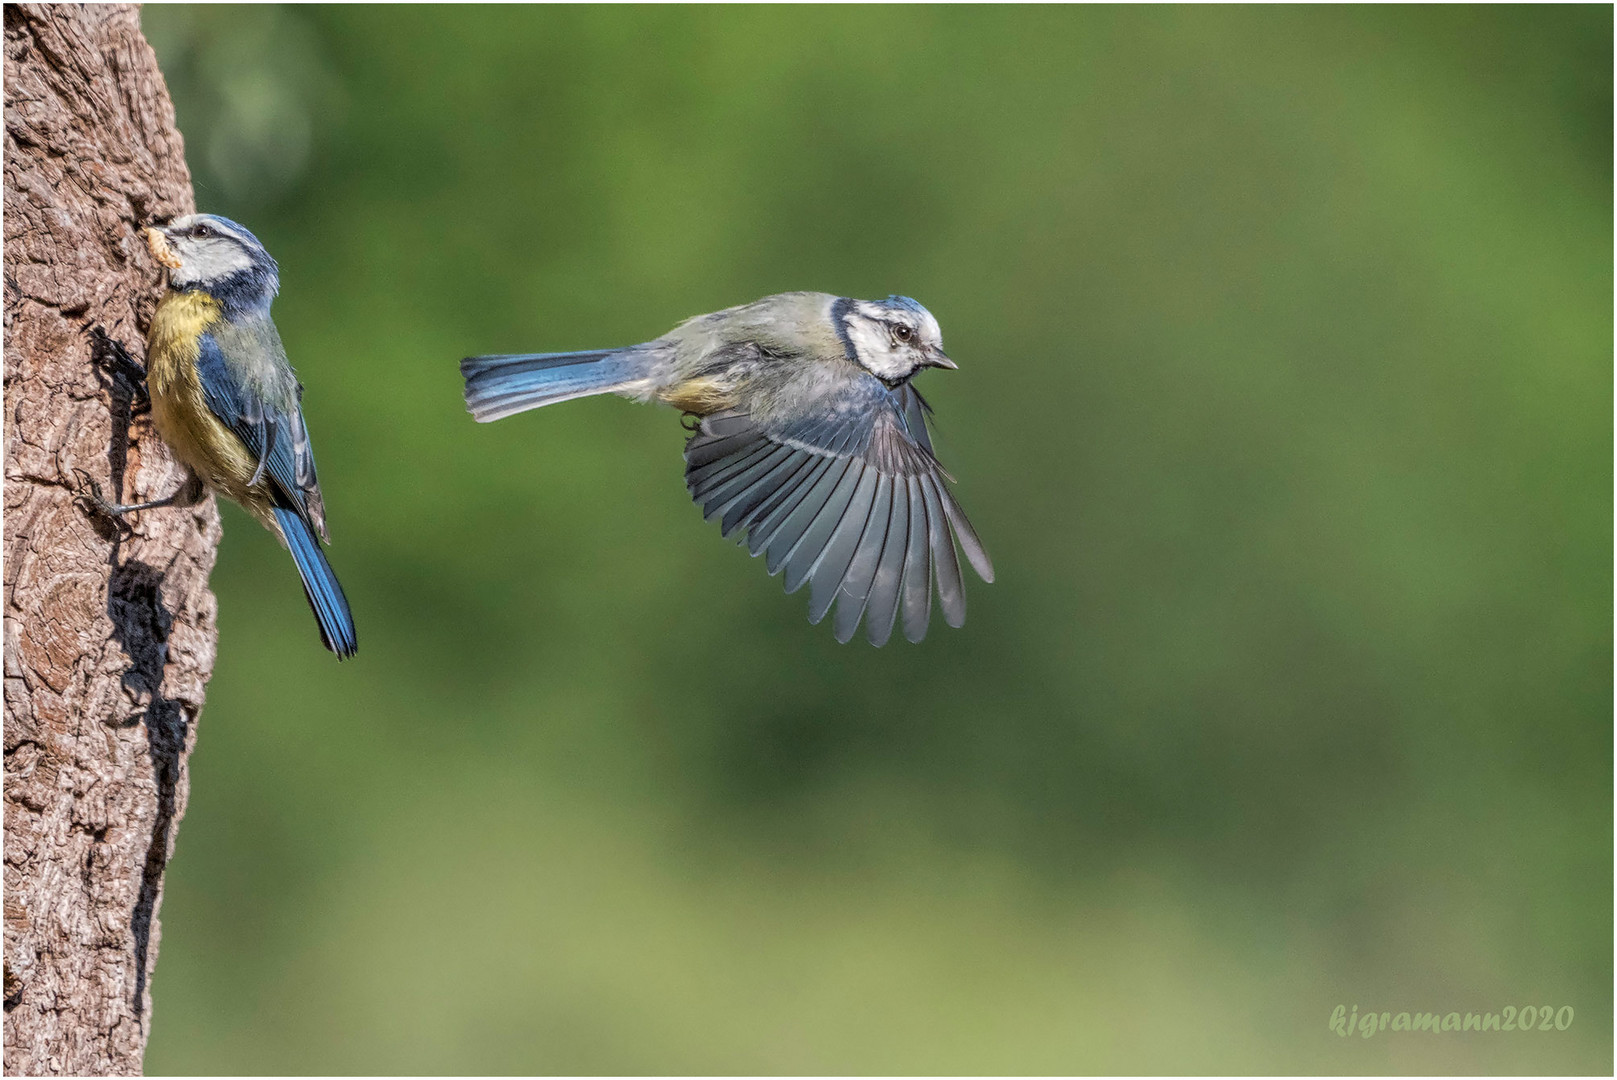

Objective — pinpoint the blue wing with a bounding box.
[196,331,327,539]
[196,330,353,657]
[896,383,935,455]
[684,378,992,645]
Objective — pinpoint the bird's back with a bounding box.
[666,291,847,363]
[208,311,301,410]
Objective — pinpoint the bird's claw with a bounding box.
[72,470,135,533]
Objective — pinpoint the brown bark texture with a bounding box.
[3,4,216,1074]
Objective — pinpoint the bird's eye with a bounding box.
[192,224,213,238]
[893,324,914,343]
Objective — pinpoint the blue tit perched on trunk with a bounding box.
[99,214,357,658]
[461,292,993,645]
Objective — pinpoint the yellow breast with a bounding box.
[145,291,275,526]
[147,291,219,394]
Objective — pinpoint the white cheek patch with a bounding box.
[173,239,254,287]
[843,315,913,381]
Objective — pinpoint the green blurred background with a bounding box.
[139,5,1610,1074]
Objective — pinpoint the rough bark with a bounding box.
[3,4,216,1074]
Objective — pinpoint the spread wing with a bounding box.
[196,332,328,540]
[684,381,992,644]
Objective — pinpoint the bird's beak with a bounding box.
[144,225,182,270]
[923,348,958,371]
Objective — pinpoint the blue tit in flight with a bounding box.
[461,292,993,645]
[91,214,356,659]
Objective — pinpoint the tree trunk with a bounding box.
[3,4,216,1073]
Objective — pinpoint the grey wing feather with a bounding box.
[804,465,880,621]
[830,475,893,643]
[919,474,966,628]
[701,411,755,438]
[765,459,852,575]
[937,482,994,583]
[702,445,796,524]
[859,477,907,646]
[895,383,935,455]
[681,378,989,641]
[780,461,863,592]
[688,438,769,489]
[746,455,835,556]
[899,476,933,643]
[690,441,778,506]
[718,448,802,535]
[685,425,765,470]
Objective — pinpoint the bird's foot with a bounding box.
[74,469,199,525]
[74,472,136,535]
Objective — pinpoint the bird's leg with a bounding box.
[77,470,204,521]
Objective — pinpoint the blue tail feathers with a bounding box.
[274,506,357,659]
[461,349,643,422]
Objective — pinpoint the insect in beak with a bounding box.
[144,225,182,270]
